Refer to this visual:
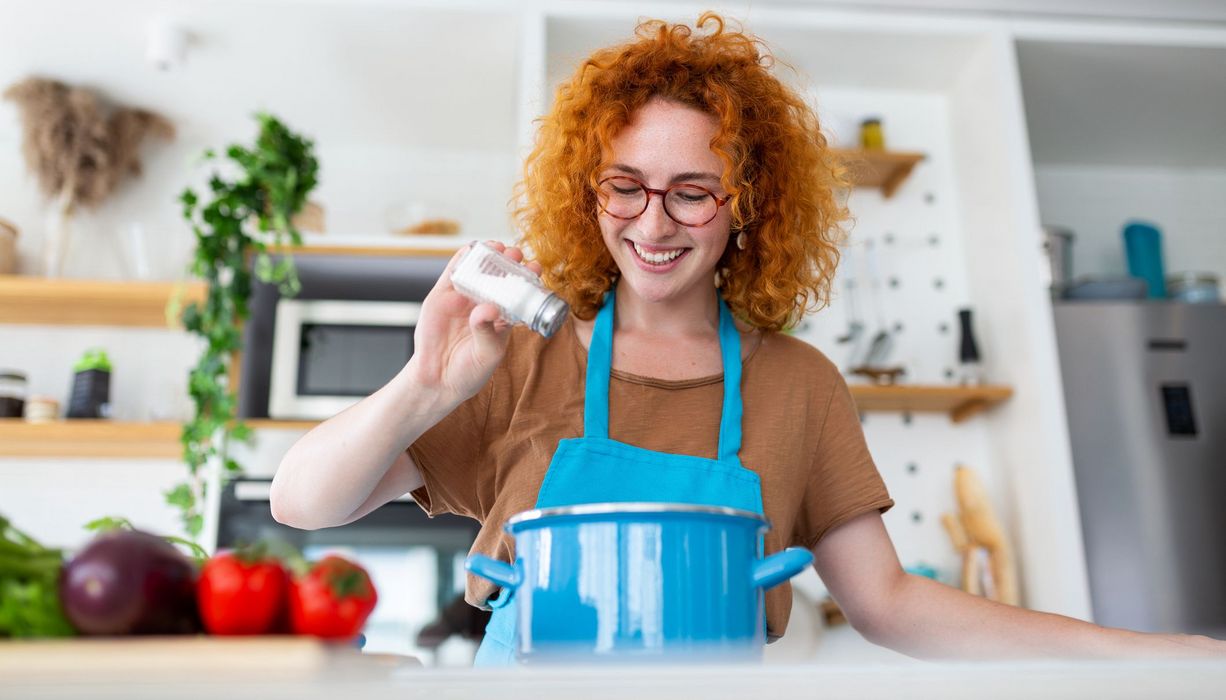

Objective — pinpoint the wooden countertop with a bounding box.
[3,640,1224,700]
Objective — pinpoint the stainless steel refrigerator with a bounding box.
[1053,302,1226,635]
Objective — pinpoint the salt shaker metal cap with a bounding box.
[450,241,570,337]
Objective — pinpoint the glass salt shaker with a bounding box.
[450,241,569,337]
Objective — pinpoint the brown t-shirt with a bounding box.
[408,317,893,639]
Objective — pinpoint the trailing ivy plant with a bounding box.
[170,113,318,538]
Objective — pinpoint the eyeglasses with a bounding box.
[596,176,731,227]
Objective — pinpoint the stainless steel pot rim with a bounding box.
[505,502,770,529]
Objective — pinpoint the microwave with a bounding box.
[268,298,421,419]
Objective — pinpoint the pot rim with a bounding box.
[505,502,769,530]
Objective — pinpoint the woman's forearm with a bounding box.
[869,573,1226,660]
[269,361,454,530]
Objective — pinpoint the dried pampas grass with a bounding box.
[3,77,174,212]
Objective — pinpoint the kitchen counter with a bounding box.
[7,655,1226,700]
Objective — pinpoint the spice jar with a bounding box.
[859,117,885,150]
[450,242,569,337]
[24,396,59,423]
[0,370,27,418]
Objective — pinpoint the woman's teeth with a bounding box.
[632,242,685,265]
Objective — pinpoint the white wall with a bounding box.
[1034,165,1226,285]
[0,0,523,281]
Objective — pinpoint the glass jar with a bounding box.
[859,117,885,150]
[0,370,27,418]
[450,242,569,337]
[1167,272,1220,304]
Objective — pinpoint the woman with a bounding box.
[271,13,1224,662]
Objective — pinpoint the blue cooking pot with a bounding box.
[466,502,813,663]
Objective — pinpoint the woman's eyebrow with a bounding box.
[607,163,722,185]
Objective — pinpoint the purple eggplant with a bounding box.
[59,529,199,635]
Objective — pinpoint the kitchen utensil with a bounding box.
[953,465,1019,606]
[1122,220,1167,298]
[465,502,813,664]
[859,238,894,368]
[835,246,865,366]
[1167,272,1220,304]
[1040,225,1074,297]
[957,308,983,385]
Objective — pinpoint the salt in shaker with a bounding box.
[450,242,569,337]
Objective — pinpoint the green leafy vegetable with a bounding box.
[0,515,74,638]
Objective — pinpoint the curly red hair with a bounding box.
[515,12,848,331]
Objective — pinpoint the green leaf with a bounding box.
[229,422,252,442]
[84,515,134,533]
[185,514,204,538]
[162,535,209,564]
[164,483,195,510]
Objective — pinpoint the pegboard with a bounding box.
[787,87,1010,597]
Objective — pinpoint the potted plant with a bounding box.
[169,113,319,538]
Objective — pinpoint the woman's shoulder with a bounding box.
[746,330,846,400]
[500,315,583,375]
[751,330,840,376]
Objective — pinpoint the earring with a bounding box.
[736,231,747,251]
[713,268,724,288]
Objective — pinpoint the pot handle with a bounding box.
[465,554,523,591]
[752,547,814,590]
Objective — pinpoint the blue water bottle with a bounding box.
[1122,220,1166,299]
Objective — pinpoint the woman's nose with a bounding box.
[636,193,674,239]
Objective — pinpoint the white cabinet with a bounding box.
[1016,30,1226,286]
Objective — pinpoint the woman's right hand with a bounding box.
[405,241,542,406]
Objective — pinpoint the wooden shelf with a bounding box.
[848,384,1013,423]
[0,418,320,458]
[0,383,1007,458]
[0,419,183,458]
[0,276,205,327]
[831,148,926,199]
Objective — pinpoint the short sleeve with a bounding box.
[793,375,894,549]
[407,377,494,520]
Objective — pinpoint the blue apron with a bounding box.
[473,289,765,666]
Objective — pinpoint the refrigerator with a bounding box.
[1053,301,1226,635]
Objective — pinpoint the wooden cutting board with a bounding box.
[0,636,417,683]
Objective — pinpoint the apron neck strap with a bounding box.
[582,292,616,439]
[583,287,744,462]
[715,296,744,462]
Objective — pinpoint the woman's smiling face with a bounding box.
[597,98,733,306]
